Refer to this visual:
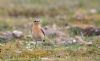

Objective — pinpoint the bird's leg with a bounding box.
[43,39,45,43]
[43,36,46,44]
[34,41,37,48]
[38,39,44,49]
[42,39,46,44]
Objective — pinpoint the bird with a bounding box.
[32,17,45,47]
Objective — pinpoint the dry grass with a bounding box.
[0,40,99,61]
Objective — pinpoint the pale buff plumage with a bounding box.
[32,18,45,42]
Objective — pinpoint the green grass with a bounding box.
[0,40,100,61]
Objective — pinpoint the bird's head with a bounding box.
[33,17,40,25]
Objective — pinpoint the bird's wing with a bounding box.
[41,28,45,36]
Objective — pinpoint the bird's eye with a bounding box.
[34,21,37,22]
[34,21,39,22]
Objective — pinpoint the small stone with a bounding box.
[73,39,77,43]
[0,31,13,42]
[41,57,55,61]
[74,36,93,45]
[86,42,93,45]
[12,30,23,38]
[97,46,100,49]
[0,43,4,46]
[90,9,97,14]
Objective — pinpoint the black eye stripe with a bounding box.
[34,21,39,22]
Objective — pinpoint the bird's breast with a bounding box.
[32,26,44,40]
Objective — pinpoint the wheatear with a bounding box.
[32,18,45,46]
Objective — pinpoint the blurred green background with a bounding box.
[0,0,100,31]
